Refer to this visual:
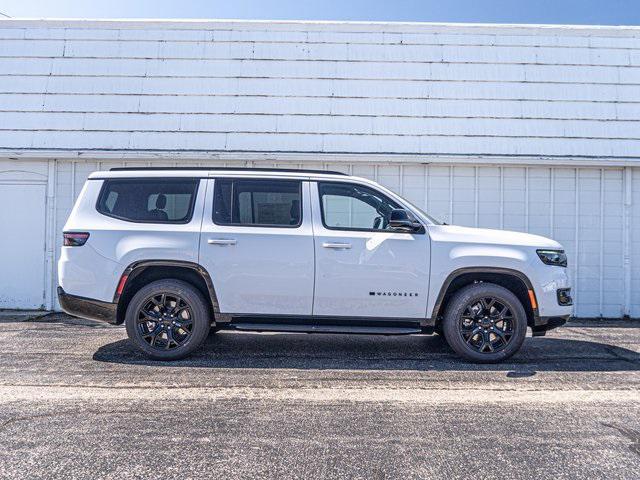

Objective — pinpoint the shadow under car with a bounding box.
[93,329,640,373]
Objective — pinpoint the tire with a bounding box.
[442,282,527,363]
[125,279,211,360]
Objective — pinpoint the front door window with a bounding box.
[319,182,400,231]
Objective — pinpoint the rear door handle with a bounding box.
[208,238,237,246]
[322,242,352,249]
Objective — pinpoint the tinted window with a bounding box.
[319,182,401,231]
[97,179,199,223]
[213,179,302,227]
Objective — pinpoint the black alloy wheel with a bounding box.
[442,282,527,363]
[136,293,194,350]
[459,297,514,354]
[125,279,210,360]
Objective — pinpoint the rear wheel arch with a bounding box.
[431,267,539,328]
[114,260,220,325]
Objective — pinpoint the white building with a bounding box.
[0,18,639,318]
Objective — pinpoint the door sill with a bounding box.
[228,323,421,335]
[224,316,423,335]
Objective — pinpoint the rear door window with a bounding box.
[96,178,199,223]
[213,179,302,227]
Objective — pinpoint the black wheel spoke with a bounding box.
[480,331,492,352]
[481,298,494,310]
[165,329,175,350]
[172,304,189,317]
[140,309,160,322]
[149,330,161,347]
[463,327,481,343]
[142,323,162,337]
[492,327,507,345]
[175,321,192,333]
[496,305,511,320]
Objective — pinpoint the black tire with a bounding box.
[442,283,527,363]
[125,279,211,360]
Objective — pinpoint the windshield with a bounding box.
[401,198,445,225]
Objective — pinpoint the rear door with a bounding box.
[199,177,314,316]
[311,181,430,319]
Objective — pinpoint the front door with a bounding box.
[311,181,430,319]
[199,178,315,316]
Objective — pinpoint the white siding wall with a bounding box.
[0,20,639,158]
[46,159,640,318]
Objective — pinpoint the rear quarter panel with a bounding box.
[59,179,206,302]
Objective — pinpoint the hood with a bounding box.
[428,225,563,249]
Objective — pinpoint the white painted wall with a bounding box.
[0,19,639,158]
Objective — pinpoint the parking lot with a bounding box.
[0,314,638,479]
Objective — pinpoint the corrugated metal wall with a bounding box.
[50,159,640,318]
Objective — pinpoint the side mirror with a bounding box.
[389,209,423,232]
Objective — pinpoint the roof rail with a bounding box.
[109,166,348,176]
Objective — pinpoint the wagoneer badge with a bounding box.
[370,292,419,297]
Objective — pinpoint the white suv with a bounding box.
[58,168,572,363]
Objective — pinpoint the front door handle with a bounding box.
[322,242,352,249]
[208,238,237,246]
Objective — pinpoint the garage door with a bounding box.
[0,182,47,309]
[53,160,640,318]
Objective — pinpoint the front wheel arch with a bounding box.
[432,268,538,328]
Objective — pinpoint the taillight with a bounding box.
[63,232,90,246]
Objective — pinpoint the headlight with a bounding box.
[536,249,567,267]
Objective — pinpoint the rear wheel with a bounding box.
[442,283,527,363]
[125,279,210,360]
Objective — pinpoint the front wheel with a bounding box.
[125,279,211,360]
[442,283,527,363]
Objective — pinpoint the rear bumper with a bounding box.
[531,315,570,336]
[57,287,117,324]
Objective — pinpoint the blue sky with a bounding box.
[0,0,639,26]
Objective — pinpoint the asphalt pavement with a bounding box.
[0,313,638,479]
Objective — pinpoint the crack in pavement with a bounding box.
[603,423,640,457]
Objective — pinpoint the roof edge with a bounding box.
[2,149,639,168]
[1,18,639,37]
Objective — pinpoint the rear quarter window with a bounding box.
[96,178,199,224]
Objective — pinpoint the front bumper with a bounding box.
[529,265,573,319]
[57,287,117,324]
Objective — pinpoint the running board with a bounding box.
[227,323,422,335]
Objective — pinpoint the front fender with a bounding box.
[427,243,539,321]
[427,242,573,323]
